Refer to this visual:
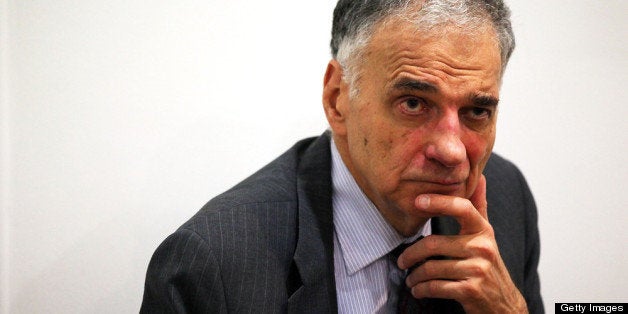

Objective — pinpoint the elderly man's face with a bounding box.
[324,19,502,236]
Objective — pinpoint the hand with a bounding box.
[396,175,528,314]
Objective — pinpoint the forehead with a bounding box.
[362,18,502,88]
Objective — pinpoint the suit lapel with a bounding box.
[288,132,338,313]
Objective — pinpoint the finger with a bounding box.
[406,258,490,287]
[409,279,468,301]
[397,234,467,270]
[470,174,488,220]
[406,259,464,286]
[415,193,488,235]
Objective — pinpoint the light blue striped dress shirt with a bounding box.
[331,139,431,314]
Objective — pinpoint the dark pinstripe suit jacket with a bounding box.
[141,132,543,313]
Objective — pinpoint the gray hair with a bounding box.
[331,0,515,94]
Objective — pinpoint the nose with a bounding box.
[424,111,466,168]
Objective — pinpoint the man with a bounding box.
[141,0,543,313]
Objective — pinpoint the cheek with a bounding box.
[396,129,427,165]
[362,121,412,186]
[352,105,393,155]
[465,127,496,168]
[463,130,495,197]
[346,105,385,170]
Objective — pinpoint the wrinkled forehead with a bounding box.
[365,16,503,78]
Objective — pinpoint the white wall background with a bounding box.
[1,0,626,313]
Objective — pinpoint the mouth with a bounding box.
[426,179,464,186]
[424,180,464,190]
[401,178,466,194]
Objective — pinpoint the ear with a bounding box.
[322,59,349,136]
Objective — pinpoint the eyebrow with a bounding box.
[469,93,500,107]
[391,77,499,106]
[391,78,438,93]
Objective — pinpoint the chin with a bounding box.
[390,199,431,234]
[397,217,431,237]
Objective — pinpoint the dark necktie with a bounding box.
[389,236,424,314]
[390,237,465,314]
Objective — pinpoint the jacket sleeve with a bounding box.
[140,228,227,314]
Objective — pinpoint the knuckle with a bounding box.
[462,198,474,209]
[424,235,439,251]
[428,280,440,295]
[460,199,474,218]
[468,264,484,277]
[469,260,491,277]
[471,240,497,261]
[484,224,495,236]
[460,281,482,299]
[422,261,437,277]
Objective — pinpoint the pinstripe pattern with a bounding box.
[141,133,543,313]
[147,200,299,313]
[330,140,430,314]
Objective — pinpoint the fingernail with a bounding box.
[418,195,430,208]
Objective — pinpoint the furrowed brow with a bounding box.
[391,78,438,93]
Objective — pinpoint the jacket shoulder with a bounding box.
[144,135,326,313]
[484,152,534,208]
[203,136,319,211]
[179,135,323,246]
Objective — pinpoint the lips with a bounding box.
[399,170,468,194]
[425,179,464,186]
[399,178,466,195]
[400,168,468,186]
[422,180,464,191]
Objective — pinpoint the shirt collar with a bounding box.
[331,138,430,275]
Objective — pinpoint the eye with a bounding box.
[464,107,492,120]
[399,97,428,115]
